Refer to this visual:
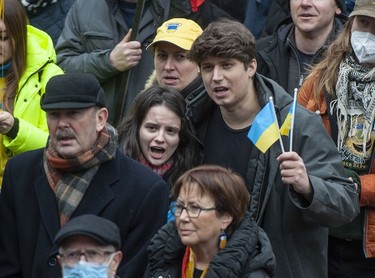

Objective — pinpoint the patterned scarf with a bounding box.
[331,53,375,153]
[138,154,173,177]
[43,125,117,226]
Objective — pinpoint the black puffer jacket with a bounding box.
[146,213,276,278]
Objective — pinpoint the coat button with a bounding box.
[48,257,57,266]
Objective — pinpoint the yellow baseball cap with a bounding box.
[147,18,203,51]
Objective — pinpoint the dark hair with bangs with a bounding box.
[172,164,250,235]
[188,18,256,68]
[117,85,199,188]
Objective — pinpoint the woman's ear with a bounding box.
[221,213,233,230]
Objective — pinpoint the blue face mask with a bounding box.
[62,260,109,278]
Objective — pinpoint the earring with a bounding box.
[219,231,227,249]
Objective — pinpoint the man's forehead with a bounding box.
[60,234,110,248]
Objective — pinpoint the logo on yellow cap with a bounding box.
[166,23,182,33]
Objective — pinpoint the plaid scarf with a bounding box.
[43,125,117,226]
[331,53,375,153]
[138,154,173,177]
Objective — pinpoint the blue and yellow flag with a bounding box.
[280,97,297,136]
[247,102,280,153]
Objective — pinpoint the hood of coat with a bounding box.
[20,25,57,88]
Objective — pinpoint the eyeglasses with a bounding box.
[170,203,217,218]
[59,249,115,265]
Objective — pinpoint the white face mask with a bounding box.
[351,31,375,64]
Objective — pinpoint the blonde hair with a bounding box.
[307,18,354,105]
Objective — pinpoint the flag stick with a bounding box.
[289,88,298,151]
[269,97,285,153]
[113,0,146,125]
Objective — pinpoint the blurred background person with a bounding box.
[55,214,123,278]
[298,0,375,276]
[146,165,276,277]
[55,0,170,124]
[21,0,76,46]
[256,0,347,94]
[0,0,63,186]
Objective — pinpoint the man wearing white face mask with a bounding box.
[298,0,375,276]
[55,214,123,278]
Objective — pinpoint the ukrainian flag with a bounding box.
[248,102,280,153]
[280,97,297,136]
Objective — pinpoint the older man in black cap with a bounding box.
[55,214,122,278]
[0,73,169,278]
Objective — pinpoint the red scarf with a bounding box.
[190,0,205,12]
[138,154,173,177]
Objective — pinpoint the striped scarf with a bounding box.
[43,125,117,226]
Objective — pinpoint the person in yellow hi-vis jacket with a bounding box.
[0,0,63,186]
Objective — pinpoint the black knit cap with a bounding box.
[41,73,106,111]
[54,214,121,249]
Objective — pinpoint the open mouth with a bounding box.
[150,146,166,158]
[213,86,229,97]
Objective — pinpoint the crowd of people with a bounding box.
[0,0,373,277]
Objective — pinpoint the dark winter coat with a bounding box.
[186,73,359,277]
[0,148,169,277]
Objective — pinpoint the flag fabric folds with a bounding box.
[247,102,280,153]
[280,97,297,136]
